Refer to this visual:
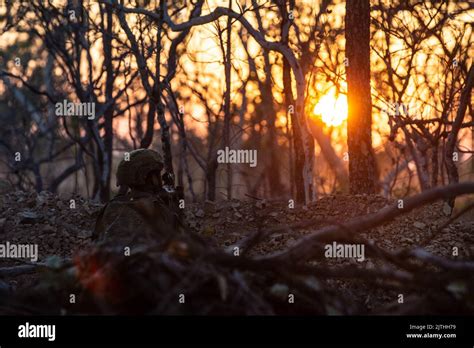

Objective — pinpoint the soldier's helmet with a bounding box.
[116,149,164,189]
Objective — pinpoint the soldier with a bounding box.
[93,149,185,246]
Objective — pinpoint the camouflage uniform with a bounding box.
[93,149,184,245]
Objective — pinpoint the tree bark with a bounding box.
[283,58,305,202]
[101,3,114,201]
[223,0,232,199]
[345,0,378,194]
[444,64,474,206]
[445,65,474,185]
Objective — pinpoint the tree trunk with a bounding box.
[445,65,474,185]
[444,65,474,206]
[206,159,218,201]
[222,0,233,199]
[155,1,175,186]
[262,64,282,197]
[140,101,156,149]
[345,0,378,194]
[283,58,305,202]
[101,4,114,201]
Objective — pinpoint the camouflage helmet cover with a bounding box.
[116,149,164,187]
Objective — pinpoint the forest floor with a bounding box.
[1,190,473,314]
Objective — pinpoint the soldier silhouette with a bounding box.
[93,149,185,245]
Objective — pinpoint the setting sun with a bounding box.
[313,92,348,127]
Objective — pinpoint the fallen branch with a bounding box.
[257,183,474,263]
[0,264,41,277]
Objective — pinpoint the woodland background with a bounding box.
[0,0,472,205]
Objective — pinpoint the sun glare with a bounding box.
[313,92,348,127]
